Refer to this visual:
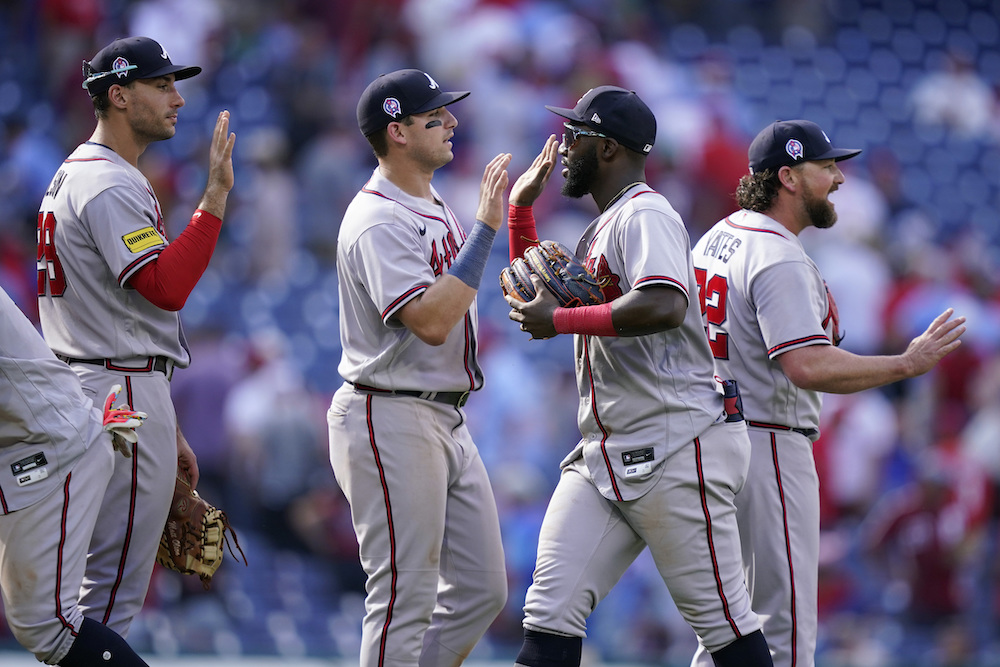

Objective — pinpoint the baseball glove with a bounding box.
[156,475,246,589]
[501,240,605,307]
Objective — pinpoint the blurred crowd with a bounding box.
[2,0,1000,665]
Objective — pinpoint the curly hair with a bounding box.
[734,168,782,212]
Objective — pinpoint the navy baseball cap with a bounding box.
[546,86,656,155]
[83,36,201,96]
[748,120,861,173]
[357,69,470,137]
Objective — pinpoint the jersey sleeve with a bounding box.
[82,186,166,287]
[752,260,833,358]
[347,221,434,326]
[618,206,691,301]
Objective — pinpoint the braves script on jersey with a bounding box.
[693,209,840,433]
[567,183,723,501]
[337,167,481,391]
[37,141,189,366]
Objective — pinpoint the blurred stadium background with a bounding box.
[2,0,1000,665]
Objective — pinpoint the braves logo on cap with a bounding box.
[383,97,402,118]
[112,56,132,79]
[423,72,440,90]
[785,138,804,161]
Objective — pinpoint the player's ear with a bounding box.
[386,121,407,147]
[777,164,798,191]
[108,84,128,110]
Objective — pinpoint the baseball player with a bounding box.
[328,69,510,666]
[36,36,235,636]
[690,119,966,667]
[0,284,149,666]
[505,86,772,667]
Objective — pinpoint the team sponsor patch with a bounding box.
[122,226,164,253]
[11,452,47,475]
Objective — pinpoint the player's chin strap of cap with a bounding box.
[350,382,470,408]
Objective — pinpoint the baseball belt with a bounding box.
[746,420,819,439]
[350,382,470,408]
[57,354,175,381]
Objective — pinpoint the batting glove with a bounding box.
[102,384,147,456]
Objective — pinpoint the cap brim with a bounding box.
[412,90,470,115]
[143,65,202,81]
[545,104,585,123]
[821,147,862,162]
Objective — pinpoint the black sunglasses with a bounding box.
[563,122,608,147]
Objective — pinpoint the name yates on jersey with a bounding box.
[699,229,742,263]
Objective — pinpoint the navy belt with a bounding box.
[351,382,470,408]
[747,420,818,439]
[57,354,174,380]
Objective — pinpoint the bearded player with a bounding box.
[690,119,965,667]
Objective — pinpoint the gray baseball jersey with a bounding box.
[337,168,482,391]
[37,141,189,366]
[521,184,761,655]
[329,166,505,666]
[36,140,185,636]
[691,208,841,667]
[567,184,723,501]
[692,209,838,432]
[0,285,116,663]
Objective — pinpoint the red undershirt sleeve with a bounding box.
[127,210,222,311]
[508,204,540,262]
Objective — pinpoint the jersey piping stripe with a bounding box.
[382,284,428,321]
[695,436,741,637]
[586,337,622,501]
[366,395,398,667]
[768,335,830,356]
[361,186,449,226]
[55,472,75,634]
[723,216,789,237]
[634,274,688,296]
[769,432,798,665]
[119,248,162,286]
[0,482,7,514]
[103,377,137,626]
[462,312,477,392]
[63,157,114,164]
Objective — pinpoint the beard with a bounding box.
[561,144,599,199]
[803,187,838,229]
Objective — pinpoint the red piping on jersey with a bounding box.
[462,313,477,391]
[0,484,7,514]
[64,157,114,164]
[366,394,398,667]
[724,215,789,237]
[119,248,161,285]
[382,284,429,321]
[581,189,657,259]
[586,337,622,501]
[634,274,688,296]
[362,185,451,227]
[768,334,830,356]
[55,472,76,634]
[769,432,798,665]
[695,437,741,637]
[103,377,137,625]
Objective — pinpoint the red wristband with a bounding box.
[508,204,539,262]
[552,302,617,337]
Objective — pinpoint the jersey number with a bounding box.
[695,267,729,359]
[37,211,67,296]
